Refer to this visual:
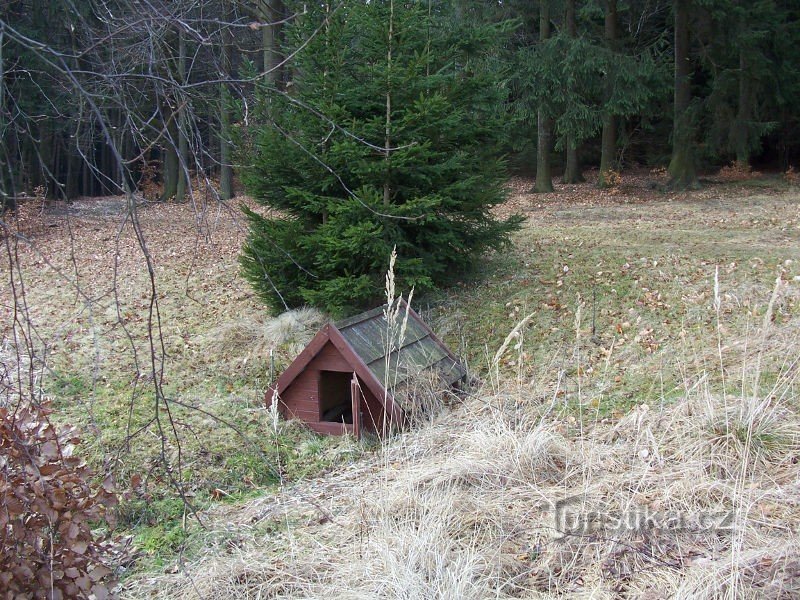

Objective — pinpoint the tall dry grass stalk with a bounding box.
[490,311,535,392]
[381,247,415,430]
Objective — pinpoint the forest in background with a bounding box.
[2,0,799,209]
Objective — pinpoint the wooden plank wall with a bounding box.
[281,340,387,434]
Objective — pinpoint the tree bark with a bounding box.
[220,2,234,200]
[533,1,554,193]
[175,28,188,202]
[734,46,751,166]
[563,0,584,184]
[39,123,53,196]
[161,118,179,201]
[598,0,617,188]
[81,145,91,197]
[66,26,83,199]
[65,144,80,199]
[0,29,10,210]
[668,0,698,189]
[262,0,284,85]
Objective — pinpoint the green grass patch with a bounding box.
[428,186,800,421]
[126,498,195,569]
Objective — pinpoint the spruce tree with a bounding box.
[598,0,618,189]
[512,2,665,187]
[533,0,554,193]
[240,0,521,315]
[563,0,584,184]
[702,0,786,167]
[668,0,699,189]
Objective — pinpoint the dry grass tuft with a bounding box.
[702,395,800,476]
[203,308,326,377]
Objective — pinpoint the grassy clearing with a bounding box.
[123,282,800,598]
[118,174,800,597]
[3,172,800,594]
[432,176,799,419]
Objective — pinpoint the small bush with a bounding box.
[718,160,759,181]
[603,168,623,188]
[784,165,799,185]
[0,402,118,597]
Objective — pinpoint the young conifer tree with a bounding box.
[240,0,521,315]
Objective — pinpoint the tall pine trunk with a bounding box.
[598,0,617,188]
[161,118,179,201]
[262,0,284,84]
[668,0,698,189]
[563,0,584,184]
[220,1,233,200]
[533,1,554,194]
[0,29,10,210]
[39,124,53,196]
[82,146,92,197]
[66,27,82,199]
[734,46,751,166]
[175,29,188,202]
[65,144,80,199]
[564,142,582,184]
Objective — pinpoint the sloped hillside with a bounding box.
[121,173,800,598]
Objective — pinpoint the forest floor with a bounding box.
[3,169,800,596]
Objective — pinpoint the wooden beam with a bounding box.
[351,373,361,441]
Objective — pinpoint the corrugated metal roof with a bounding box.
[335,303,466,408]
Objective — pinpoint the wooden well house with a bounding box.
[267,300,465,436]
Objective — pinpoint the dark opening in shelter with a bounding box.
[267,300,466,437]
[319,371,353,424]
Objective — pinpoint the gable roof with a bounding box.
[335,301,465,390]
[271,299,465,419]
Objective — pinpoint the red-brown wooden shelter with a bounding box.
[267,300,465,437]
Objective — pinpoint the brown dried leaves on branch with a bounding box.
[0,403,118,598]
